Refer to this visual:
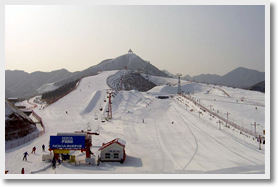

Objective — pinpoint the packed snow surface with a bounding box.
[5,71,265,176]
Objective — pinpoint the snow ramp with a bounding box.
[81,90,102,114]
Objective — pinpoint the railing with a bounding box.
[216,87,230,97]
[179,94,262,138]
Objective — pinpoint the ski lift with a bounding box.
[94,114,98,120]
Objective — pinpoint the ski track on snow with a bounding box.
[172,99,261,166]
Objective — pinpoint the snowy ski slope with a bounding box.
[5,70,265,177]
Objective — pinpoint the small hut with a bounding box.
[99,138,126,164]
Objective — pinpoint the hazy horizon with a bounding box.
[5,60,265,78]
[5,5,265,77]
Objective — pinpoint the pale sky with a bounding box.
[5,5,265,76]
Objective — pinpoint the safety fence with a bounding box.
[240,98,265,107]
[216,87,230,97]
[5,111,45,151]
[179,94,262,138]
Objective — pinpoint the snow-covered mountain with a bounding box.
[55,53,169,86]
[5,71,265,175]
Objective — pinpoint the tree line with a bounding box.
[42,79,79,103]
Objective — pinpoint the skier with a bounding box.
[142,119,144,123]
[31,146,36,154]
[58,158,61,165]
[52,157,56,169]
[23,151,29,161]
[42,144,45,152]
[21,168,24,174]
[66,111,68,114]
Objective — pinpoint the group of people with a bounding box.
[21,144,46,174]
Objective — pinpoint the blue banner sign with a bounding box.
[50,136,85,149]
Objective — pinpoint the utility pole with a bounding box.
[259,135,261,150]
[251,122,259,138]
[177,73,182,94]
[225,112,231,126]
[218,120,222,130]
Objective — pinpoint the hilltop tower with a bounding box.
[128,49,133,54]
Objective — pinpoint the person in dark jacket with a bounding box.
[42,144,45,152]
[23,151,29,161]
[52,157,56,169]
[21,168,24,174]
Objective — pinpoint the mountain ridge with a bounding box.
[183,67,264,88]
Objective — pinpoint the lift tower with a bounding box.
[177,73,182,94]
[107,90,113,119]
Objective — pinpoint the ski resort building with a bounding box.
[99,138,126,164]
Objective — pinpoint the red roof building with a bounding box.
[99,138,126,163]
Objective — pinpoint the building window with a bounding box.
[105,153,110,159]
[114,153,119,159]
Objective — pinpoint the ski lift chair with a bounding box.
[94,115,98,120]
[87,122,91,131]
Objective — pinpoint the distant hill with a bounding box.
[191,74,221,84]
[54,52,169,86]
[216,67,265,88]
[161,69,177,78]
[5,69,75,99]
[183,67,265,88]
[183,75,192,81]
[5,52,168,99]
[246,81,265,93]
